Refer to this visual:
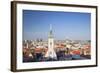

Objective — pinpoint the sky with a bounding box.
[23,10,91,40]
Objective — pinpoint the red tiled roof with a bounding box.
[34,48,47,53]
[72,50,80,55]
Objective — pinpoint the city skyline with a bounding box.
[23,10,91,40]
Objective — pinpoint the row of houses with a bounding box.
[23,40,91,59]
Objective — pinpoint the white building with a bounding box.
[45,24,57,59]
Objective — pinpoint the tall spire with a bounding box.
[50,24,52,31]
[45,24,57,59]
[49,24,53,38]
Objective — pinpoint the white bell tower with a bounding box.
[45,24,57,59]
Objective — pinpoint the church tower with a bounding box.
[45,24,57,59]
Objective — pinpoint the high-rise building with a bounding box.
[45,24,57,59]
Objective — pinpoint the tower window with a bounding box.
[50,42,52,46]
